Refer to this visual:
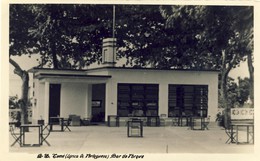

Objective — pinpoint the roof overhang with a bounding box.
[36,73,111,84]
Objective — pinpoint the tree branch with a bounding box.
[226,52,238,74]
[9,58,24,77]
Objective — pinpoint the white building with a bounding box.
[29,38,219,126]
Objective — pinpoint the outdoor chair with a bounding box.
[148,117,159,126]
[172,117,179,126]
[69,115,81,126]
[125,114,134,126]
[202,116,211,130]
[127,119,143,137]
[9,124,22,146]
[225,126,237,144]
[159,114,167,126]
[63,118,71,131]
[38,120,51,146]
[41,124,51,146]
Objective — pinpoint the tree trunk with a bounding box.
[20,71,29,125]
[247,52,254,107]
[220,71,230,128]
[9,58,30,127]
[220,50,236,128]
[50,39,58,69]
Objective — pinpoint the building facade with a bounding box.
[30,67,219,125]
[29,38,219,125]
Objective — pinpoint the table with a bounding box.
[188,116,205,130]
[49,117,65,132]
[20,124,42,147]
[231,123,254,144]
[127,119,143,137]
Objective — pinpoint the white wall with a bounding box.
[105,69,218,119]
[60,83,91,118]
[32,81,46,123]
[105,78,117,118]
[33,68,218,123]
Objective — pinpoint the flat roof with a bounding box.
[35,73,112,79]
[29,66,220,73]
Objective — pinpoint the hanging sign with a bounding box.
[231,108,254,120]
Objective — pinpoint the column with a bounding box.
[44,81,50,123]
[159,84,168,116]
[105,81,117,121]
[85,84,92,119]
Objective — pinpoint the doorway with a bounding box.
[91,84,106,123]
[49,84,61,118]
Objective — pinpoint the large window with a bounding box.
[168,85,208,117]
[117,84,159,116]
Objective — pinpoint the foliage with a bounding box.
[10,4,113,69]
[9,4,253,125]
[9,95,19,109]
[223,77,250,107]
[9,96,21,123]
[215,112,224,127]
[10,4,179,69]
[159,5,253,127]
[11,5,252,70]
[237,77,250,106]
[160,6,252,70]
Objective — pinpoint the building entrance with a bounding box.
[91,84,106,123]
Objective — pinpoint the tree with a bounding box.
[159,5,253,127]
[116,5,207,69]
[9,4,112,124]
[234,7,254,107]
[9,95,19,109]
[219,77,250,109]
[10,5,253,127]
[10,4,182,125]
[21,4,116,69]
[237,77,250,106]
[10,5,36,125]
[10,4,169,124]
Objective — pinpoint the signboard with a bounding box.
[231,108,254,120]
[92,100,102,108]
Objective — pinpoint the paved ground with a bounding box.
[9,123,254,154]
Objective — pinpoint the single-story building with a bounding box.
[29,38,219,126]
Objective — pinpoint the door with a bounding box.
[49,84,61,118]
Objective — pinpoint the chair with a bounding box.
[63,118,71,131]
[9,124,22,146]
[38,120,51,146]
[172,117,179,126]
[225,126,237,144]
[69,115,81,126]
[125,114,134,126]
[41,125,51,146]
[202,116,211,130]
[159,114,167,126]
[127,119,143,137]
[187,117,195,130]
[147,116,158,126]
